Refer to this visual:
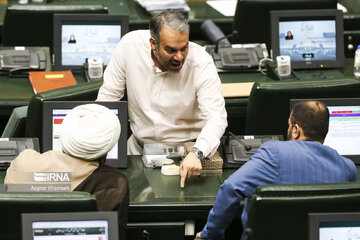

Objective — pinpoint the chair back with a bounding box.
[245,182,360,240]
[25,80,103,150]
[2,4,108,54]
[0,191,97,240]
[245,78,360,138]
[1,106,28,138]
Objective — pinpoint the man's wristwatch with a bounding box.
[191,147,205,160]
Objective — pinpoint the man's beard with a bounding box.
[155,50,184,72]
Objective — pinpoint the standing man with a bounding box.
[197,100,357,239]
[97,9,227,188]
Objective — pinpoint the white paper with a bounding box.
[136,0,190,12]
[206,0,237,17]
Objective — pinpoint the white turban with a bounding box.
[60,103,121,161]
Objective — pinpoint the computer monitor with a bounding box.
[22,211,119,240]
[290,98,360,165]
[271,9,344,69]
[231,0,337,49]
[42,101,128,168]
[309,212,360,240]
[53,14,129,71]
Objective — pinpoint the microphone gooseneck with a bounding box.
[214,30,238,53]
[227,131,252,152]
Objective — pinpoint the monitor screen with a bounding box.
[271,9,344,69]
[42,101,128,168]
[231,0,337,49]
[53,14,129,71]
[309,212,360,240]
[290,98,360,165]
[22,212,118,240]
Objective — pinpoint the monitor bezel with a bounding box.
[42,101,128,168]
[290,98,360,165]
[270,9,344,70]
[22,211,119,240]
[231,0,337,50]
[53,13,129,71]
[309,212,360,240]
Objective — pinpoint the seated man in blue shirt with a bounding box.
[197,100,357,240]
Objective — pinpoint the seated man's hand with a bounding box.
[180,152,202,188]
[196,231,202,239]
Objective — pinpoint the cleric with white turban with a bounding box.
[60,104,121,161]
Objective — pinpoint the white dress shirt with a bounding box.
[97,30,227,156]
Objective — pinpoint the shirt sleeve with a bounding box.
[193,52,227,157]
[96,40,127,101]
[200,142,279,239]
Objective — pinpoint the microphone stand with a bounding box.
[214,30,238,54]
[225,131,252,152]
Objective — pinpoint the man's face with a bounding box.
[151,26,189,72]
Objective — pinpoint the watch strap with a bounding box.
[191,147,205,160]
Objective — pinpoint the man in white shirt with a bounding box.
[97,9,227,188]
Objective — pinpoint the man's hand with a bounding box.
[180,152,202,188]
[196,231,202,239]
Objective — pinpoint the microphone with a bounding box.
[214,30,238,54]
[225,131,252,152]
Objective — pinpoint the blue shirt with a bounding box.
[200,140,357,240]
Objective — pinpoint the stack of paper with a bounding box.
[135,0,190,13]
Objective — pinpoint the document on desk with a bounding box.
[135,0,190,12]
[221,82,254,97]
[206,0,237,17]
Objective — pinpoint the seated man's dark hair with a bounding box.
[290,100,329,142]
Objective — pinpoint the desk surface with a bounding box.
[0,155,238,222]
[0,57,357,135]
[2,58,355,102]
[125,155,228,204]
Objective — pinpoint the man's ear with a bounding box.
[292,124,301,140]
[149,37,156,51]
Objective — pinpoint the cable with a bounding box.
[258,57,273,75]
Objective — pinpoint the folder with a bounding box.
[28,71,77,94]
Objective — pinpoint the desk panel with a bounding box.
[144,167,221,199]
[125,155,242,239]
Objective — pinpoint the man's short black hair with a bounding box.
[290,100,329,142]
[149,9,189,45]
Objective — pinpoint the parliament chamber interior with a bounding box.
[1,0,360,239]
